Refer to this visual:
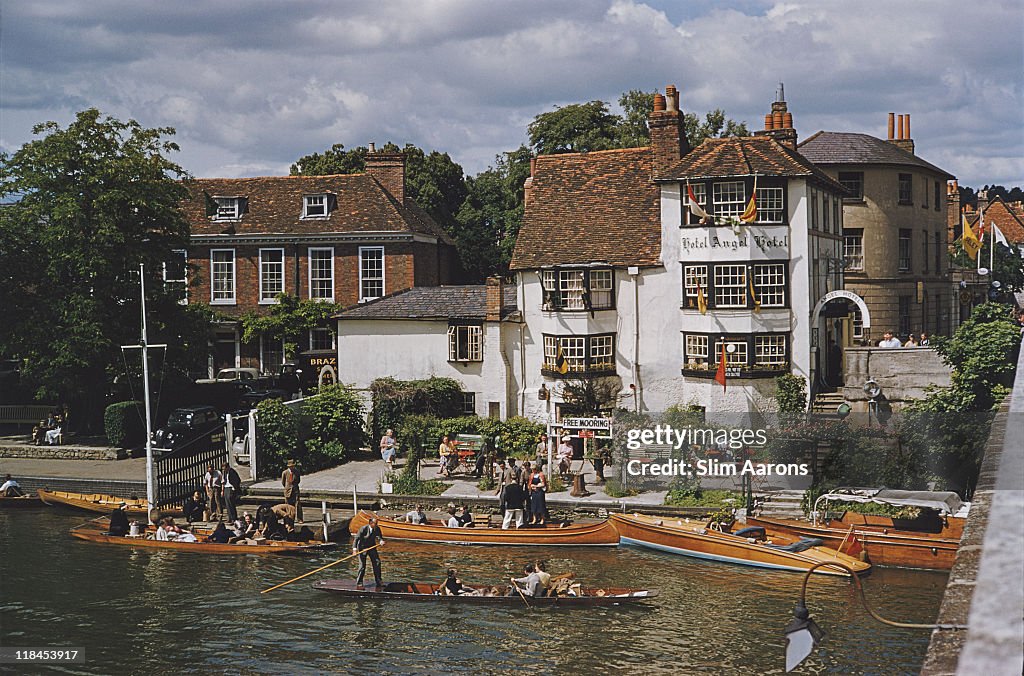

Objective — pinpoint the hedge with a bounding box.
[104,401,145,448]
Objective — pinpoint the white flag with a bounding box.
[991,222,1008,246]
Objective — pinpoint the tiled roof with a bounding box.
[509,147,661,270]
[966,197,1024,245]
[659,136,848,193]
[798,131,954,178]
[335,284,518,320]
[183,174,453,243]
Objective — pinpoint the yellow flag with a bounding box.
[555,345,569,374]
[740,178,758,223]
[696,281,708,315]
[961,214,981,260]
[749,277,761,313]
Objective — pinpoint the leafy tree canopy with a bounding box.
[240,294,343,358]
[0,108,207,426]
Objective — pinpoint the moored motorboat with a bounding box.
[610,512,871,576]
[746,489,968,570]
[37,489,181,518]
[0,495,43,508]
[312,579,658,606]
[349,510,619,546]
[69,521,335,556]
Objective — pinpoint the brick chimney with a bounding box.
[754,82,797,150]
[364,145,406,203]
[485,276,504,321]
[887,113,915,154]
[947,180,961,246]
[649,84,691,177]
[523,157,536,207]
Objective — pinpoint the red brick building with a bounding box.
[179,149,459,375]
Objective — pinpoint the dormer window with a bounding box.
[303,194,333,218]
[207,196,246,221]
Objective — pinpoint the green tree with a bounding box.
[240,294,342,359]
[951,242,1024,292]
[0,109,205,429]
[528,100,622,154]
[302,383,367,468]
[685,109,749,145]
[614,90,749,148]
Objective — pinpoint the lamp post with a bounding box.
[296,368,303,399]
[783,560,966,672]
[862,378,881,427]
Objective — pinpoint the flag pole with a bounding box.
[977,205,983,272]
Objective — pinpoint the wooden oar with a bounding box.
[261,544,379,594]
[509,578,531,607]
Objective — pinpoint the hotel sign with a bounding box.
[680,226,789,259]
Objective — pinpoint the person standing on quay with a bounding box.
[281,459,303,523]
[221,461,241,522]
[203,464,223,520]
[352,515,385,588]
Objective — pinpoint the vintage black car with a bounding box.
[152,405,223,450]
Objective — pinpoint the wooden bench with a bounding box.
[0,404,56,427]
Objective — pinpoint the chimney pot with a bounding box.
[529,157,536,176]
[665,85,678,112]
[485,276,504,321]
[904,114,911,139]
[897,115,905,140]
[783,112,793,129]
[888,113,895,140]
[368,142,376,153]
[653,93,666,112]
[764,113,774,130]
[772,111,784,129]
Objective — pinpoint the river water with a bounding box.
[1,509,948,675]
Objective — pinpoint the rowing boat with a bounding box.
[69,521,336,556]
[37,489,181,517]
[609,513,871,576]
[0,495,43,508]
[312,579,658,606]
[746,489,968,570]
[349,510,619,546]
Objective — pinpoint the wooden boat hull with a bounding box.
[0,495,43,508]
[69,522,335,556]
[37,489,182,518]
[312,579,658,606]
[349,510,619,546]
[610,513,871,576]
[745,514,961,570]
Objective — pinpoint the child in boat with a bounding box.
[438,568,474,596]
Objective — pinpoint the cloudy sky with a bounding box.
[2,1,1022,187]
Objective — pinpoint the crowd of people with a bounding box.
[496,457,549,528]
[436,561,576,599]
[877,330,931,348]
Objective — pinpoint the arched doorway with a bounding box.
[810,291,871,391]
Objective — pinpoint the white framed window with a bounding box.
[589,335,615,370]
[260,334,284,374]
[683,265,708,307]
[685,183,708,225]
[359,246,384,301]
[898,230,911,272]
[210,249,235,304]
[757,186,785,223]
[753,263,786,308]
[212,196,244,221]
[844,229,864,271]
[560,336,586,371]
[713,181,746,219]
[713,338,748,366]
[259,248,285,303]
[851,307,864,339]
[683,334,709,367]
[163,249,188,305]
[558,270,585,310]
[309,247,335,301]
[754,335,787,366]
[310,327,335,351]
[303,194,329,218]
[448,324,483,362]
[713,264,747,308]
[462,392,477,416]
[589,269,614,309]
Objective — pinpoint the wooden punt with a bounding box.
[349,510,620,546]
[37,489,182,518]
[745,490,968,570]
[312,579,658,606]
[69,521,336,556]
[0,495,43,508]
[609,513,871,576]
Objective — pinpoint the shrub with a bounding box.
[104,400,145,448]
[495,416,545,459]
[303,383,366,457]
[383,471,448,496]
[775,374,807,414]
[255,398,300,477]
[603,477,638,498]
[369,376,464,440]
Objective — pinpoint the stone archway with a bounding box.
[811,290,871,332]
[811,290,870,392]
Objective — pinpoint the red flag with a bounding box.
[687,183,709,222]
[844,533,863,559]
[714,341,727,391]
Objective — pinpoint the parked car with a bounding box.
[237,388,291,410]
[195,367,261,385]
[152,405,223,450]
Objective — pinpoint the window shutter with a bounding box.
[448,325,457,361]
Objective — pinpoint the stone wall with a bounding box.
[841,346,951,410]
[0,442,127,461]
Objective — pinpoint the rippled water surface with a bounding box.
[0,510,949,675]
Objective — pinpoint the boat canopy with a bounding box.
[816,488,967,516]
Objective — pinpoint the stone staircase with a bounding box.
[755,490,806,519]
[811,391,846,414]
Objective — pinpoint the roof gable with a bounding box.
[510,147,660,270]
[183,174,452,243]
[798,131,953,179]
[336,284,517,321]
[967,196,1024,245]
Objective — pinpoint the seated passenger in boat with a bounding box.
[109,502,131,537]
[207,521,231,543]
[403,505,428,524]
[510,563,543,597]
[229,513,258,543]
[1,474,24,497]
[182,490,206,523]
[444,506,462,528]
[456,505,475,528]
[535,561,551,595]
[439,568,475,596]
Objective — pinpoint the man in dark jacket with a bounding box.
[281,460,302,522]
[109,502,130,536]
[352,516,385,588]
[222,462,242,522]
